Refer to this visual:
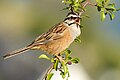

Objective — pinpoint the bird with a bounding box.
[3,12,81,59]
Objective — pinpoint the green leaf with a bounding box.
[80,24,84,29]
[81,15,90,18]
[97,6,101,12]
[96,0,104,3]
[38,54,50,60]
[54,59,59,71]
[51,58,55,63]
[101,8,105,11]
[68,56,72,60]
[66,71,70,80]
[61,61,67,76]
[81,0,86,3]
[116,8,120,11]
[62,7,70,11]
[106,3,116,11]
[109,13,115,20]
[60,71,65,79]
[75,3,80,8]
[66,49,72,54]
[61,61,69,79]
[46,73,54,80]
[105,0,110,3]
[84,15,90,18]
[60,49,71,55]
[66,49,72,58]
[71,57,80,64]
[97,3,103,8]
[75,37,81,43]
[75,36,81,43]
[101,11,106,21]
[65,49,72,62]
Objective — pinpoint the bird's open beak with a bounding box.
[75,17,80,25]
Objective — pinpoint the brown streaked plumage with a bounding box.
[3,12,81,59]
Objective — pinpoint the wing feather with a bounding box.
[30,22,68,45]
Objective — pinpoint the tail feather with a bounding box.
[3,46,32,59]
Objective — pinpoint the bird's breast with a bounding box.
[68,24,81,40]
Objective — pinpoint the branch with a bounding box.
[42,64,54,80]
[79,1,96,16]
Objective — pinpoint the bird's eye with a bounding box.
[70,16,76,19]
[73,17,77,19]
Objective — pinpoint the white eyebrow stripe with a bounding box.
[64,19,75,24]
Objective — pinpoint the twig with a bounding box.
[79,1,96,16]
[42,55,66,80]
[42,64,54,80]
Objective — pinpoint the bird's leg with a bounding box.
[54,54,65,63]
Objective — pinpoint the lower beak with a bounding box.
[75,18,80,25]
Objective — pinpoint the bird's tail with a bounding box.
[3,46,32,59]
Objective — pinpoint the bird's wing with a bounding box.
[30,22,68,45]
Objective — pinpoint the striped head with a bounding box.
[64,12,81,40]
[64,12,80,26]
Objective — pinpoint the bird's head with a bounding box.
[64,12,80,26]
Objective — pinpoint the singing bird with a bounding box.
[3,12,81,59]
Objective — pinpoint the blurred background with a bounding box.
[0,0,120,80]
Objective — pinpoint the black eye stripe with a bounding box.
[64,17,79,21]
[68,22,75,26]
[71,17,78,19]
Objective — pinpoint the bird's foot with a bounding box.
[54,54,65,63]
